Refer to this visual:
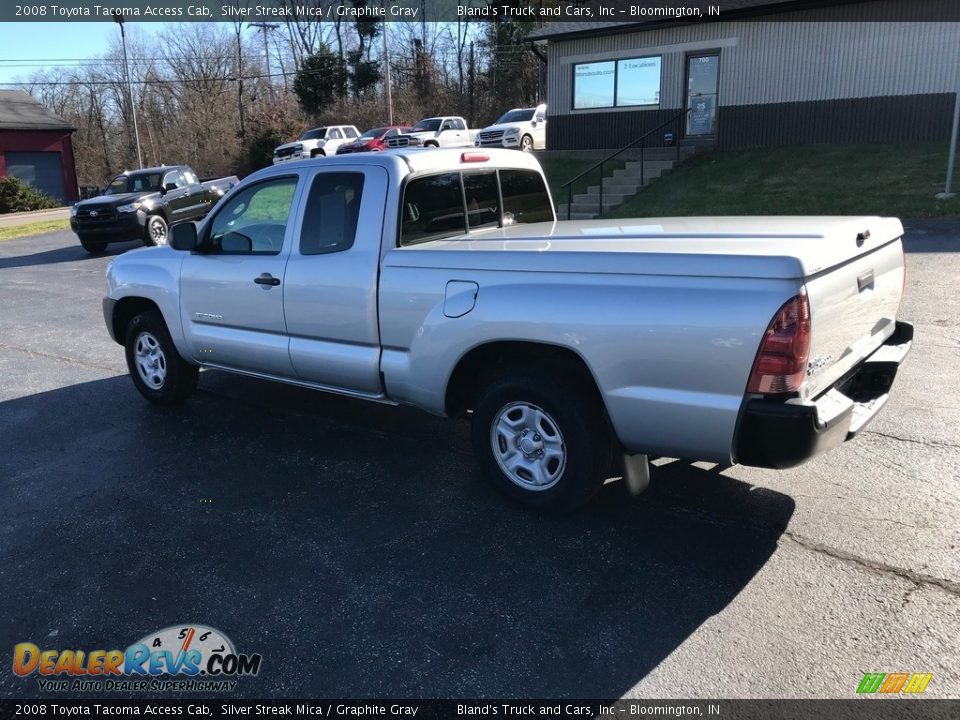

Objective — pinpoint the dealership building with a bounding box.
[0,90,79,204]
[532,0,960,151]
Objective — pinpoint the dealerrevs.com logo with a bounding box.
[12,624,262,692]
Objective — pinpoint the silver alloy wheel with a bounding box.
[149,217,168,245]
[134,331,167,390]
[520,135,534,153]
[490,401,567,491]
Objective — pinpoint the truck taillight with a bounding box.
[461,151,489,163]
[746,291,811,395]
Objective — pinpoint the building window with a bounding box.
[616,57,662,107]
[573,56,661,110]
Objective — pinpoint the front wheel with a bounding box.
[143,215,168,246]
[471,369,611,511]
[520,135,534,153]
[124,310,198,405]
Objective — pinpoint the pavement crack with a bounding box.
[783,531,960,598]
[0,341,118,373]
[862,429,960,450]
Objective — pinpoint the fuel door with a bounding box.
[444,280,479,318]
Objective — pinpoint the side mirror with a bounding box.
[170,222,198,251]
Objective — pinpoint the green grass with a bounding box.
[538,155,627,204]
[0,219,70,242]
[607,142,960,219]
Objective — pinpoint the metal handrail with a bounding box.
[559,108,691,220]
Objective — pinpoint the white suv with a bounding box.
[476,104,547,152]
[273,125,361,163]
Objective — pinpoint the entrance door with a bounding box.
[685,54,720,138]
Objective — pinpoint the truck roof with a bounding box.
[248,147,544,180]
[120,165,189,175]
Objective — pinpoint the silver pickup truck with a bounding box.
[102,149,912,510]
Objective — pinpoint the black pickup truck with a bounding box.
[70,165,238,253]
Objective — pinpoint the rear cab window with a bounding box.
[400,168,552,246]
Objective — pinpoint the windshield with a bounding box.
[496,109,536,123]
[300,128,327,141]
[104,172,163,195]
[412,119,442,132]
[361,127,388,139]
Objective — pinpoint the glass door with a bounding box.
[685,54,720,137]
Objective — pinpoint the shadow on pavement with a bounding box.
[0,237,141,270]
[0,373,794,698]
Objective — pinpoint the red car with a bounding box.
[336,126,412,154]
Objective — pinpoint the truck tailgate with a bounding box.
[802,230,905,400]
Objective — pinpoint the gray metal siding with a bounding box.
[546,0,960,116]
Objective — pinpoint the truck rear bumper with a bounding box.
[734,320,913,469]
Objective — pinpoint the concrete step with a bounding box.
[622,160,675,172]
[555,205,599,220]
[585,182,642,196]
[611,167,670,182]
[573,192,630,207]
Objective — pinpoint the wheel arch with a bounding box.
[444,340,605,419]
[109,296,163,347]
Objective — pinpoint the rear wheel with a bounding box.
[471,368,610,511]
[124,310,198,405]
[143,215,168,247]
[80,238,108,254]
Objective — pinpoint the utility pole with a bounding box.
[112,12,143,169]
[249,22,279,101]
[382,21,393,125]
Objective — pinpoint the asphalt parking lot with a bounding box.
[1,224,958,700]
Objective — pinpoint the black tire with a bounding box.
[311,149,326,158]
[124,310,198,405]
[471,368,611,511]
[424,141,439,148]
[143,214,168,247]
[80,238,108,254]
[520,135,534,153]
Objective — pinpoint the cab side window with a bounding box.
[329,128,342,140]
[162,171,181,189]
[299,172,365,255]
[207,177,297,255]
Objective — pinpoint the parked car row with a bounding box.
[275,105,548,163]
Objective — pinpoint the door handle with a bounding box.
[254,273,280,287]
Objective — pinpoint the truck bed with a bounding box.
[389,216,903,280]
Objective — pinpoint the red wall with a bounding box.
[0,129,80,203]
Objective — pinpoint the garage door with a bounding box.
[4,151,66,203]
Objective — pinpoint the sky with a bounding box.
[0,22,181,86]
